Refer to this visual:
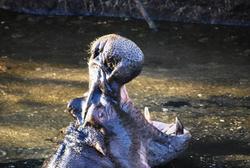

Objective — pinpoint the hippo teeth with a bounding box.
[175,117,184,135]
[144,106,151,122]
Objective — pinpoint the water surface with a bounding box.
[0,9,250,168]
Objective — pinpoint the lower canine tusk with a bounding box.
[175,117,184,135]
[144,107,151,122]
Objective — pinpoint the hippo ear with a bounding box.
[144,107,151,122]
[120,85,130,103]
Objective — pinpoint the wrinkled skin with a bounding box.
[43,95,191,168]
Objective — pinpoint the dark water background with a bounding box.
[1,0,250,26]
[0,9,250,168]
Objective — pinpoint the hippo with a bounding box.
[43,34,191,167]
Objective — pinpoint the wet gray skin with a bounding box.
[65,91,191,167]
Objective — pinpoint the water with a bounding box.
[0,9,250,168]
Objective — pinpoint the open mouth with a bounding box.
[67,97,191,166]
[67,98,190,138]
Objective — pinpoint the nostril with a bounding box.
[67,107,73,111]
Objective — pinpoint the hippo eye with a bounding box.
[98,111,104,118]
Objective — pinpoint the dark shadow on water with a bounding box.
[155,157,198,168]
[205,96,250,109]
[1,9,250,68]
[162,100,192,108]
[154,139,250,168]
[0,74,88,89]
[161,95,250,110]
[158,156,250,168]
[191,139,250,156]
[18,99,63,108]
[0,159,44,168]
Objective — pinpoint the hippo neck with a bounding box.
[104,118,131,168]
[106,112,149,168]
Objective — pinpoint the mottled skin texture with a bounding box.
[82,34,144,123]
[89,34,144,85]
